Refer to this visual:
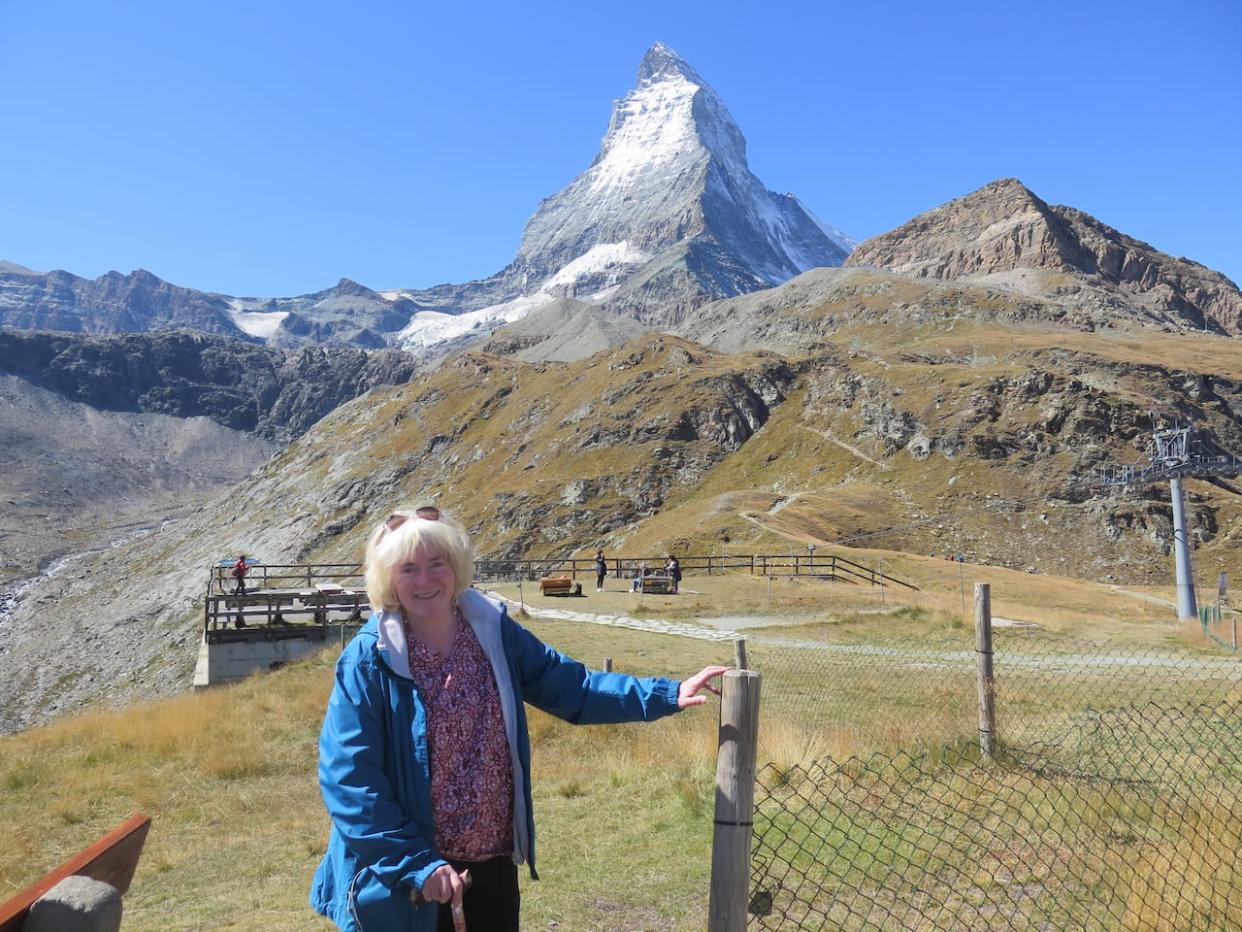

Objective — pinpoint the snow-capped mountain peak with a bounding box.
[511,42,848,297]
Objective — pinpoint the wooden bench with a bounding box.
[539,576,581,596]
[0,813,151,932]
[640,575,675,594]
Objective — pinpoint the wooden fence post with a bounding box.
[734,637,748,671]
[975,583,996,761]
[708,670,762,932]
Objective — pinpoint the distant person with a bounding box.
[665,554,682,594]
[310,506,726,931]
[594,549,607,592]
[230,554,249,596]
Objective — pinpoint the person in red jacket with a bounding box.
[231,554,250,596]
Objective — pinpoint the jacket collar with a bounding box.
[373,588,508,679]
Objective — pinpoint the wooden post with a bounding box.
[975,583,996,762]
[708,670,761,932]
[734,637,748,671]
[604,657,613,672]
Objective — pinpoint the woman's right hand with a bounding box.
[421,864,467,930]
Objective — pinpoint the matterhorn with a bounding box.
[391,42,852,349]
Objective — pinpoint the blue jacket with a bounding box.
[309,588,683,931]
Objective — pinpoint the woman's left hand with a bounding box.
[677,665,729,709]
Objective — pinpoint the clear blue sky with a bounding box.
[1,0,1239,297]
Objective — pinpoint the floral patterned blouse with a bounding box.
[407,613,514,861]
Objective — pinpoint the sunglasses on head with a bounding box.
[383,506,441,533]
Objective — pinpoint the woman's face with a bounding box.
[393,544,457,625]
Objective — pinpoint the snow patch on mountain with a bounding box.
[588,73,704,195]
[541,242,652,292]
[397,293,552,349]
[227,300,289,339]
[397,242,653,348]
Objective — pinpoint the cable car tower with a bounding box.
[1097,423,1242,619]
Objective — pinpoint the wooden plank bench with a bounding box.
[539,576,581,596]
[0,813,151,932]
[640,575,675,594]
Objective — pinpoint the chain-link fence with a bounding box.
[1201,604,1239,654]
[746,622,1242,930]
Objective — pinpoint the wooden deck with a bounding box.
[203,584,368,643]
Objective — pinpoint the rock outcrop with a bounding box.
[0,264,244,337]
[0,328,420,441]
[845,178,1242,335]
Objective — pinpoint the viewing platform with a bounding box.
[194,562,370,687]
[192,552,914,688]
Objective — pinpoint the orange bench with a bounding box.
[539,576,581,596]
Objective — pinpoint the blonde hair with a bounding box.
[364,508,475,613]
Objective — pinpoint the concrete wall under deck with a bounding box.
[193,624,358,688]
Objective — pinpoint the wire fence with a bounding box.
[1201,604,1239,653]
[746,627,1242,930]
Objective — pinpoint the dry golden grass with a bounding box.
[0,618,733,931]
[2,569,1236,929]
[1119,799,1242,931]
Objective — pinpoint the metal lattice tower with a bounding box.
[1097,423,1242,620]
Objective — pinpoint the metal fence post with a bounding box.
[709,670,762,932]
[975,583,996,761]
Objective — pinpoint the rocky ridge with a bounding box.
[0,264,245,338]
[0,328,421,442]
[846,179,1242,335]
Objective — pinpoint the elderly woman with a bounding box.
[310,506,726,931]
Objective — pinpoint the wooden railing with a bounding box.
[209,562,364,596]
[202,563,368,642]
[474,553,916,590]
[200,553,916,640]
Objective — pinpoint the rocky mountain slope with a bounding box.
[0,374,276,585]
[3,309,1241,733]
[0,328,421,442]
[0,328,420,589]
[846,178,1242,335]
[0,262,246,338]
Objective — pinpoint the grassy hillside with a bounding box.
[0,617,730,931]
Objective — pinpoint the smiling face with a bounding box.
[393,543,458,626]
